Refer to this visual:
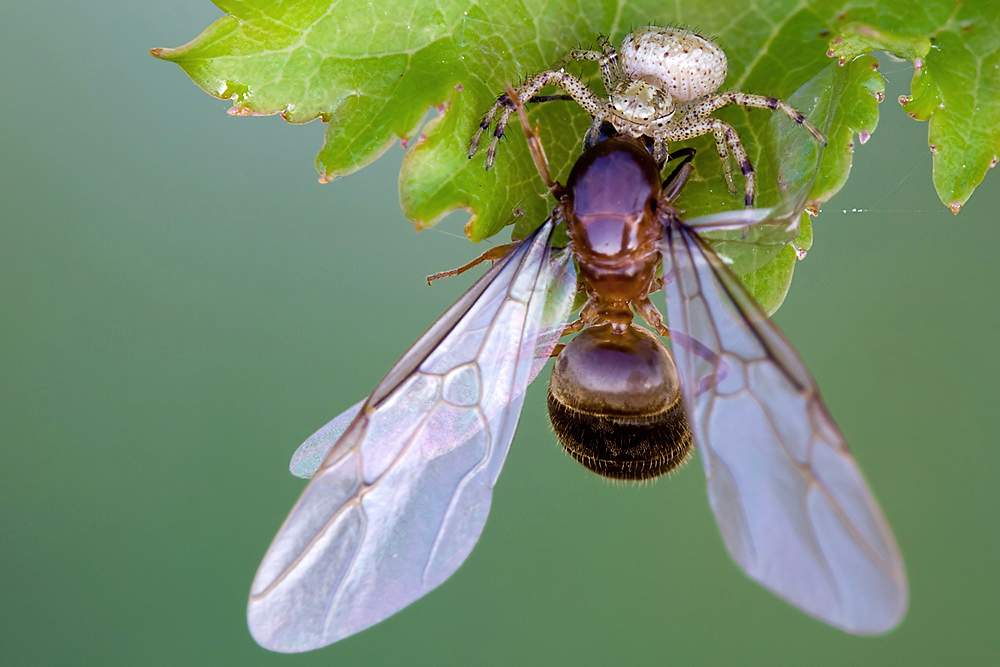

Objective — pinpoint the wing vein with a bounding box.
[672,224,758,563]
[423,242,548,583]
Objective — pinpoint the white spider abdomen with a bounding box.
[619,27,727,104]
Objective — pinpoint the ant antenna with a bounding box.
[503,83,565,197]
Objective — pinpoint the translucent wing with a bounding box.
[661,221,908,634]
[692,161,816,277]
[248,220,577,652]
[290,400,364,479]
[289,316,574,480]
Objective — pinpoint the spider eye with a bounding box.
[648,197,657,213]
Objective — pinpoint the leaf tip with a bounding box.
[949,201,962,215]
[149,45,183,62]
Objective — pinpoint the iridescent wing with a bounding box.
[289,312,574,480]
[248,220,577,652]
[661,218,908,634]
[289,400,364,479]
[692,165,815,277]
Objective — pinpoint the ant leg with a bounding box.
[545,319,578,358]
[661,147,696,198]
[655,142,699,172]
[426,242,519,285]
[635,298,670,338]
[635,297,726,393]
[666,146,696,166]
[543,316,590,358]
[560,317,587,337]
[662,164,695,203]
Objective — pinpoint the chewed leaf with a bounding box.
[153,2,866,237]
[153,0,995,309]
[828,15,1000,213]
[689,61,850,311]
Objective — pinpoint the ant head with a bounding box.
[585,120,656,158]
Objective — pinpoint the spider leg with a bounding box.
[583,117,604,150]
[527,94,575,103]
[469,70,602,169]
[661,117,755,206]
[562,48,604,64]
[565,34,623,93]
[597,34,624,85]
[683,92,827,145]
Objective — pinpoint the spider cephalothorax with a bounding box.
[470,27,826,207]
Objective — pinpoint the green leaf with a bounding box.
[743,243,801,316]
[723,52,881,312]
[827,4,1000,213]
[151,0,995,310]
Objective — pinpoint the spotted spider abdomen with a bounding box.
[619,27,727,104]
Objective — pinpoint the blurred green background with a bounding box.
[2,2,998,665]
